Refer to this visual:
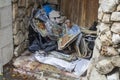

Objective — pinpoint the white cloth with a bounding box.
[34,52,90,76]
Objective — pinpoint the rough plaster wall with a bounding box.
[0,0,13,74]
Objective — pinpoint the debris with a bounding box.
[34,52,90,77]
[12,2,98,79]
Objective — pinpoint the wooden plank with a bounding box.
[60,0,99,28]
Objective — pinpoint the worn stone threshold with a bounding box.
[3,50,85,80]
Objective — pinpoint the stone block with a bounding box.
[26,0,34,8]
[0,25,13,48]
[13,20,20,34]
[1,43,13,65]
[20,21,26,34]
[95,59,114,75]
[101,46,119,56]
[92,46,100,59]
[0,0,11,8]
[23,17,29,29]
[102,14,111,23]
[107,69,119,80]
[26,6,33,17]
[0,5,12,28]
[100,0,119,13]
[25,31,29,40]
[14,40,28,56]
[111,23,120,34]
[18,8,26,18]
[97,23,110,33]
[95,38,102,51]
[18,0,26,7]
[98,7,104,20]
[112,33,120,45]
[111,12,120,21]
[99,0,104,4]
[12,3,18,21]
[99,31,112,46]
[111,56,120,67]
[14,31,25,45]
[89,67,107,80]
[117,4,120,11]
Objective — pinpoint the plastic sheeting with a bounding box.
[34,52,90,77]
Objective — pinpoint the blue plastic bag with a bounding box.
[43,4,53,15]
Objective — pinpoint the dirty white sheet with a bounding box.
[34,52,90,77]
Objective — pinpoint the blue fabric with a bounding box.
[43,5,53,15]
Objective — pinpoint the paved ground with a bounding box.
[3,61,79,80]
[3,62,36,80]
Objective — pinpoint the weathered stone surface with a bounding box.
[111,12,120,21]
[97,23,110,34]
[13,56,33,68]
[25,31,29,40]
[12,3,18,21]
[105,31,112,39]
[14,41,28,56]
[117,4,120,11]
[98,7,104,20]
[111,23,120,34]
[18,8,26,18]
[20,21,26,34]
[101,47,119,56]
[89,67,107,80]
[13,20,20,34]
[117,48,120,53]
[100,0,119,13]
[95,59,114,75]
[111,56,120,67]
[92,46,100,59]
[99,34,112,46]
[26,0,34,8]
[18,0,26,7]
[107,47,119,56]
[112,34,120,44]
[102,14,111,23]
[23,17,29,29]
[14,31,25,45]
[26,6,33,17]
[99,0,104,4]
[95,38,102,51]
[12,0,38,59]
[107,69,119,80]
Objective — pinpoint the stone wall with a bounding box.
[12,0,42,56]
[85,0,120,80]
[0,0,13,73]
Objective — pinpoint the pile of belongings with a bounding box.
[14,3,97,78]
